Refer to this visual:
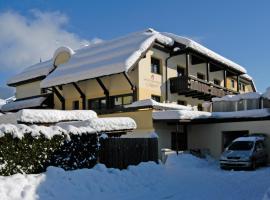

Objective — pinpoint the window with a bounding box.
[123,95,133,105]
[151,57,161,74]
[177,100,186,106]
[151,95,161,102]
[231,79,235,88]
[112,94,133,108]
[88,98,106,110]
[213,79,221,86]
[177,66,185,77]
[239,82,246,91]
[197,73,205,80]
[72,100,79,110]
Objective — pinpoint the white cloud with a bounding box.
[0,10,99,72]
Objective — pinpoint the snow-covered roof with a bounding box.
[240,74,253,81]
[212,92,261,102]
[57,117,137,133]
[7,59,54,86]
[38,28,247,88]
[125,99,193,111]
[1,97,47,112]
[152,108,270,121]
[162,32,247,74]
[17,109,98,124]
[40,29,173,88]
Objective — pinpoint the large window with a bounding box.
[151,57,161,74]
[112,94,133,108]
[171,131,187,151]
[88,98,107,110]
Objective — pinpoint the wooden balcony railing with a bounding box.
[170,75,238,100]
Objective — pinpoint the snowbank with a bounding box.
[153,109,270,120]
[125,99,193,110]
[0,153,269,200]
[17,109,98,123]
[57,117,137,132]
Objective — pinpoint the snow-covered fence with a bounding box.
[99,138,158,169]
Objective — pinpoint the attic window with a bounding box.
[151,57,161,74]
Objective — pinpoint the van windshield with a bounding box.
[228,141,254,151]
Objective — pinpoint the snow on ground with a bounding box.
[0,153,269,200]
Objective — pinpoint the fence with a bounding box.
[99,138,158,169]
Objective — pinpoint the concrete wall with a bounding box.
[188,120,270,162]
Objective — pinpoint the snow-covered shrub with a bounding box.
[0,132,99,176]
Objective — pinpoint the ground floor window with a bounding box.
[88,98,106,110]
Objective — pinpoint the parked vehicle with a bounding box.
[220,135,268,170]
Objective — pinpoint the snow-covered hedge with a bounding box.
[0,129,99,176]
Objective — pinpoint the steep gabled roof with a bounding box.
[40,29,173,88]
[8,28,248,88]
[7,59,54,86]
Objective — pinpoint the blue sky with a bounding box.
[0,0,270,95]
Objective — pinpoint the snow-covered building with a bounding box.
[5,28,255,112]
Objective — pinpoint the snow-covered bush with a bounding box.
[0,132,99,176]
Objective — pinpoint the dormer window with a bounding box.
[151,57,161,74]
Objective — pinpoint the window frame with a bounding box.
[177,66,186,77]
[151,57,161,75]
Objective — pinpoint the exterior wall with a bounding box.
[99,109,154,137]
[137,48,168,101]
[188,120,270,162]
[15,81,41,99]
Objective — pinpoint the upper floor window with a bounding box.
[197,73,205,80]
[177,66,185,77]
[239,82,246,91]
[231,79,235,88]
[72,100,79,110]
[213,79,221,86]
[151,57,161,74]
[151,95,161,102]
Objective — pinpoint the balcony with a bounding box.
[170,75,238,100]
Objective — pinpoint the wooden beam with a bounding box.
[72,82,86,109]
[236,75,240,92]
[52,86,65,110]
[223,70,227,88]
[123,72,137,101]
[96,77,110,108]
[206,62,210,82]
[185,53,190,76]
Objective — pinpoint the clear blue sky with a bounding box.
[0,0,270,92]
